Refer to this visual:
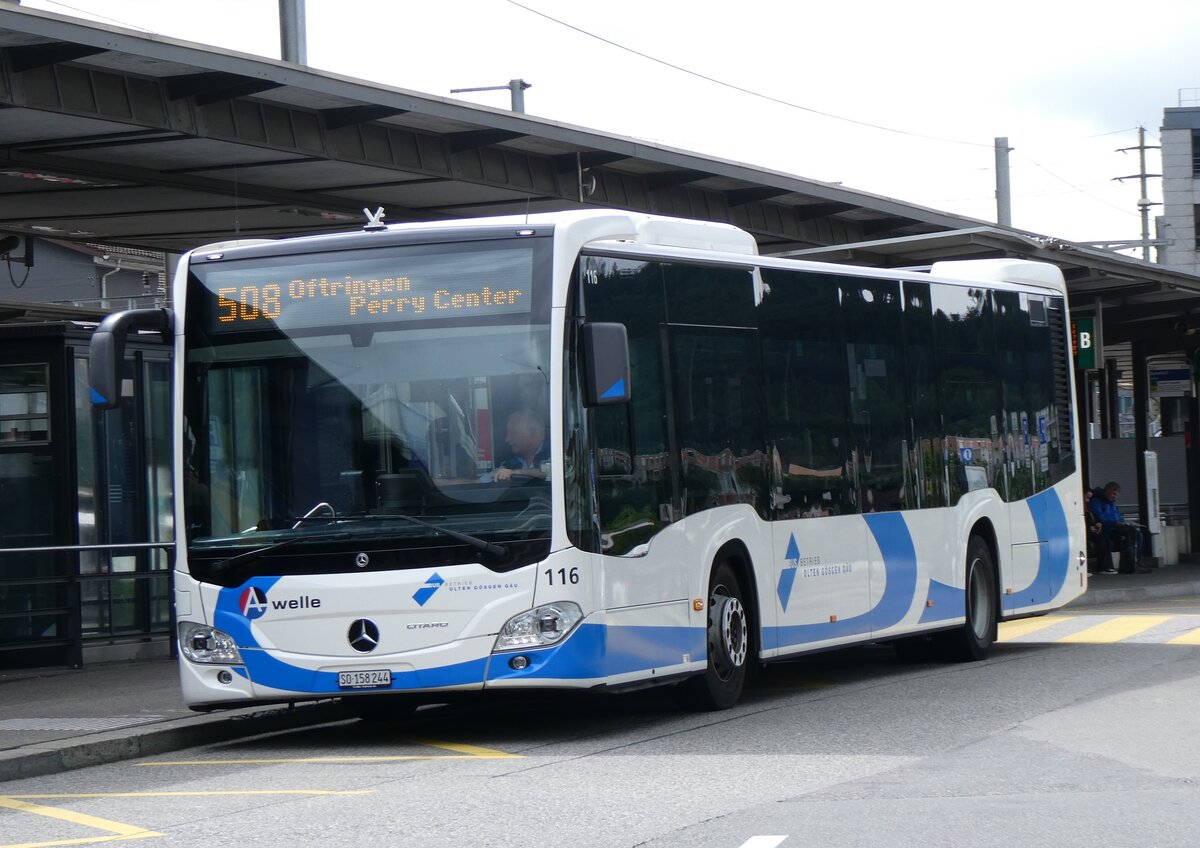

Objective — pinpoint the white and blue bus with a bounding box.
[90,210,1086,713]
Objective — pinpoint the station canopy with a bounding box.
[0,5,983,255]
[3,4,1200,345]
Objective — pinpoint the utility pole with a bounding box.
[994,137,1012,227]
[279,0,307,64]
[1115,125,1161,261]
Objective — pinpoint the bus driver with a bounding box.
[493,409,550,481]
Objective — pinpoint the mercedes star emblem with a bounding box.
[355,552,370,568]
[348,618,380,653]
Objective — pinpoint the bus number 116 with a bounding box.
[544,567,580,585]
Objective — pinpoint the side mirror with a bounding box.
[89,308,173,408]
[582,322,631,406]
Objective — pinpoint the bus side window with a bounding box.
[841,279,906,513]
[668,326,766,519]
[758,269,854,518]
[931,283,1002,505]
[583,256,672,556]
[901,281,947,509]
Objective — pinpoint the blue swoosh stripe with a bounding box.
[863,513,920,627]
[767,512,918,648]
[1006,488,1071,612]
[920,579,965,623]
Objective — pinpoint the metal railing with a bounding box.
[1161,503,1191,525]
[64,294,167,311]
[0,541,175,669]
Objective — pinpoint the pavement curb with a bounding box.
[1067,578,1200,608]
[0,699,349,783]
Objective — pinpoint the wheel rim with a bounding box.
[709,584,747,680]
[967,557,991,640]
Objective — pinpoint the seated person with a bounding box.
[492,408,550,482]
[1088,481,1149,574]
[1083,488,1115,574]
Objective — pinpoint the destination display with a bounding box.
[195,244,534,333]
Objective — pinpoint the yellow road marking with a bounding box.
[6,791,372,799]
[137,738,520,766]
[998,615,1071,640]
[0,839,154,848]
[140,754,503,766]
[409,739,520,758]
[1056,615,1172,644]
[0,796,160,848]
[1168,627,1200,645]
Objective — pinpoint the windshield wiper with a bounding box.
[292,501,336,529]
[210,531,352,582]
[340,514,507,558]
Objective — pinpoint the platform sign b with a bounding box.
[1072,318,1096,370]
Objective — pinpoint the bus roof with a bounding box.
[187,209,761,262]
[929,258,1065,289]
[379,209,761,257]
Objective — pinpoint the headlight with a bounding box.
[179,622,243,664]
[494,602,583,651]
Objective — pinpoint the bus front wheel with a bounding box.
[935,535,997,662]
[679,561,749,710]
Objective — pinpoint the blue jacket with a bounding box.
[500,440,550,471]
[1088,487,1124,530]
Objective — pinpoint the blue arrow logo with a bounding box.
[412,572,445,607]
[777,533,800,611]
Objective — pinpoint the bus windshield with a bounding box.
[180,236,552,577]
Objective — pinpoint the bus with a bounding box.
[90,209,1086,713]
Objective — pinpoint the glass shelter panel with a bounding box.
[0,361,60,663]
[0,363,49,444]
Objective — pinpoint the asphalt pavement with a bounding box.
[2,561,1198,783]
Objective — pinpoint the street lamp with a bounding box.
[450,79,531,113]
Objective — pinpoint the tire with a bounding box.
[935,535,997,662]
[678,561,750,710]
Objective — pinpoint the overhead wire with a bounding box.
[503,0,994,149]
[23,0,153,32]
[1016,153,1140,217]
[503,0,1152,218]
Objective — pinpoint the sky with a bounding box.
[20,0,1200,253]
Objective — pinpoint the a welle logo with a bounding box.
[238,586,322,619]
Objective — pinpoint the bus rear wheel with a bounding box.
[679,561,749,710]
[935,535,997,662]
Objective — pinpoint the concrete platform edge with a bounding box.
[1067,577,1200,608]
[0,699,348,783]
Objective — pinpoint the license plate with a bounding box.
[337,669,391,689]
